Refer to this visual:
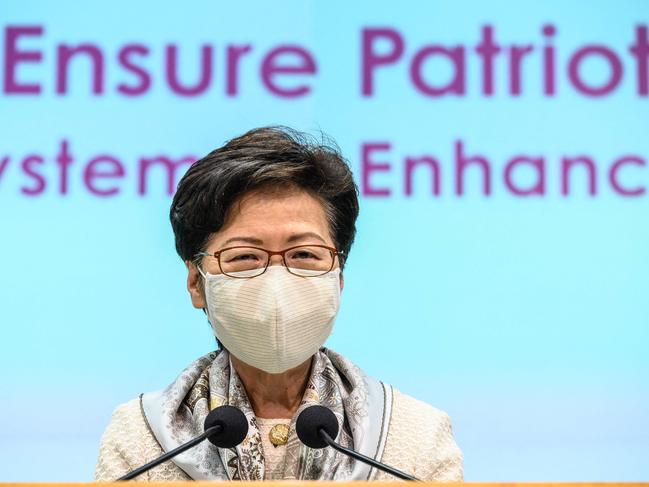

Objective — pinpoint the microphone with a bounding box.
[118,405,248,480]
[295,405,420,481]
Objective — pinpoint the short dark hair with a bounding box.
[170,126,359,268]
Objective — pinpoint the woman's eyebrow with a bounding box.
[221,236,264,246]
[286,232,326,244]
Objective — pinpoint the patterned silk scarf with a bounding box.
[141,348,392,480]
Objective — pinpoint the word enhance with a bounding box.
[0,140,645,198]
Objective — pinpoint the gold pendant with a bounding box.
[268,423,290,446]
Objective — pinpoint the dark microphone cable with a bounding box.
[296,404,420,481]
[118,405,248,480]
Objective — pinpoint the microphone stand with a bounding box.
[118,424,222,480]
[318,428,420,481]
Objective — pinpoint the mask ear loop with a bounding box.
[196,264,207,279]
[195,263,225,351]
[194,263,210,320]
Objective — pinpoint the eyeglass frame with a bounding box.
[194,244,345,278]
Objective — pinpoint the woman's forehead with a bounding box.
[212,187,333,246]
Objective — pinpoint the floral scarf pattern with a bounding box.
[141,347,392,480]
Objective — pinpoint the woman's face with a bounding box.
[186,186,343,309]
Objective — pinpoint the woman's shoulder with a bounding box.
[101,396,153,449]
[390,387,454,433]
[95,396,188,481]
[380,387,464,481]
[109,396,145,426]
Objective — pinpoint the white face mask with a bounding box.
[198,265,341,374]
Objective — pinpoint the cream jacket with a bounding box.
[95,388,463,481]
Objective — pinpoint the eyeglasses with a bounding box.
[195,244,344,278]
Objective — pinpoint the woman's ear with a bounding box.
[339,271,344,291]
[186,260,207,309]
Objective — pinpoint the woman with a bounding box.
[95,127,463,481]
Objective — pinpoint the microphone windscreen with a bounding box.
[295,405,339,449]
[203,405,249,448]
